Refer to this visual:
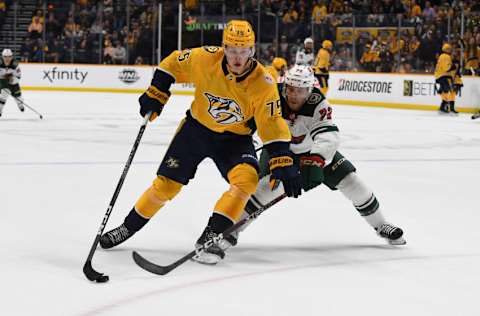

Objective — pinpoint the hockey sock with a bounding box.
[337,173,386,229]
[124,208,149,232]
[208,212,234,234]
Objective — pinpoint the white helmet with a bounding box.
[2,49,13,57]
[284,65,316,93]
[304,37,314,45]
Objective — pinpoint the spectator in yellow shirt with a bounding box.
[283,6,298,24]
[312,0,328,24]
[410,0,422,18]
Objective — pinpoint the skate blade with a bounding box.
[191,252,222,265]
[387,237,407,245]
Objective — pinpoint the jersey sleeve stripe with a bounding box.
[310,125,339,139]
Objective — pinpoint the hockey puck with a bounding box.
[96,275,109,283]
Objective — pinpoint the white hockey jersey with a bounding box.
[295,48,314,66]
[0,59,21,85]
[281,87,339,163]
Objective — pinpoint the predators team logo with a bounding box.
[165,156,180,168]
[204,92,244,124]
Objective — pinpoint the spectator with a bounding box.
[31,39,49,62]
[31,9,44,25]
[0,0,6,30]
[28,16,44,39]
[46,37,63,63]
[20,37,35,62]
[422,1,437,22]
[64,17,81,38]
[103,39,114,64]
[45,12,61,39]
[312,0,328,24]
[112,41,126,64]
[409,0,422,18]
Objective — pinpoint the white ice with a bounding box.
[1,91,479,316]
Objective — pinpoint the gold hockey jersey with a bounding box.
[314,48,330,74]
[158,46,291,144]
[434,53,454,79]
[265,65,281,82]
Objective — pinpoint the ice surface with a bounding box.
[1,91,479,316]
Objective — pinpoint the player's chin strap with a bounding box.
[131,193,287,276]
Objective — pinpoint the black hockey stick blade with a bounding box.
[132,250,196,275]
[132,193,287,276]
[83,260,109,283]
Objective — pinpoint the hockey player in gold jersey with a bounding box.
[99,20,302,264]
[265,57,287,82]
[435,43,458,114]
[313,40,332,96]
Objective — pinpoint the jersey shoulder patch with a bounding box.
[307,91,325,105]
[298,90,326,117]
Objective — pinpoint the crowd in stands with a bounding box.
[7,0,480,75]
[20,0,158,64]
[0,0,6,32]
[252,0,480,74]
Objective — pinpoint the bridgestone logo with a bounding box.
[338,79,392,94]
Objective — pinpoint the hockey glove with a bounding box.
[139,85,170,121]
[269,155,302,198]
[299,154,325,192]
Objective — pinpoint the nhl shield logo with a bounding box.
[204,92,244,124]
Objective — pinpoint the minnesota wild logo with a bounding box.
[204,92,244,124]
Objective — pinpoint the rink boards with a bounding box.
[19,63,480,113]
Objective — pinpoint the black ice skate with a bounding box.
[439,102,450,114]
[449,103,459,114]
[472,112,480,120]
[99,223,135,249]
[192,226,227,265]
[376,223,406,245]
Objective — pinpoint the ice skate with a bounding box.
[192,226,227,265]
[99,223,135,249]
[376,223,406,245]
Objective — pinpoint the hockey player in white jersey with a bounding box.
[215,65,406,259]
[0,49,25,117]
[295,37,315,66]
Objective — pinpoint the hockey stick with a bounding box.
[5,90,44,119]
[21,100,44,119]
[83,112,152,283]
[132,193,287,276]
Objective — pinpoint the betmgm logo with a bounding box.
[204,92,244,124]
[404,80,437,97]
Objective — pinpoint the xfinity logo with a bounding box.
[43,67,88,83]
[118,69,140,84]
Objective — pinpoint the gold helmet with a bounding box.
[442,43,452,53]
[322,40,333,50]
[223,20,255,48]
[272,57,287,71]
